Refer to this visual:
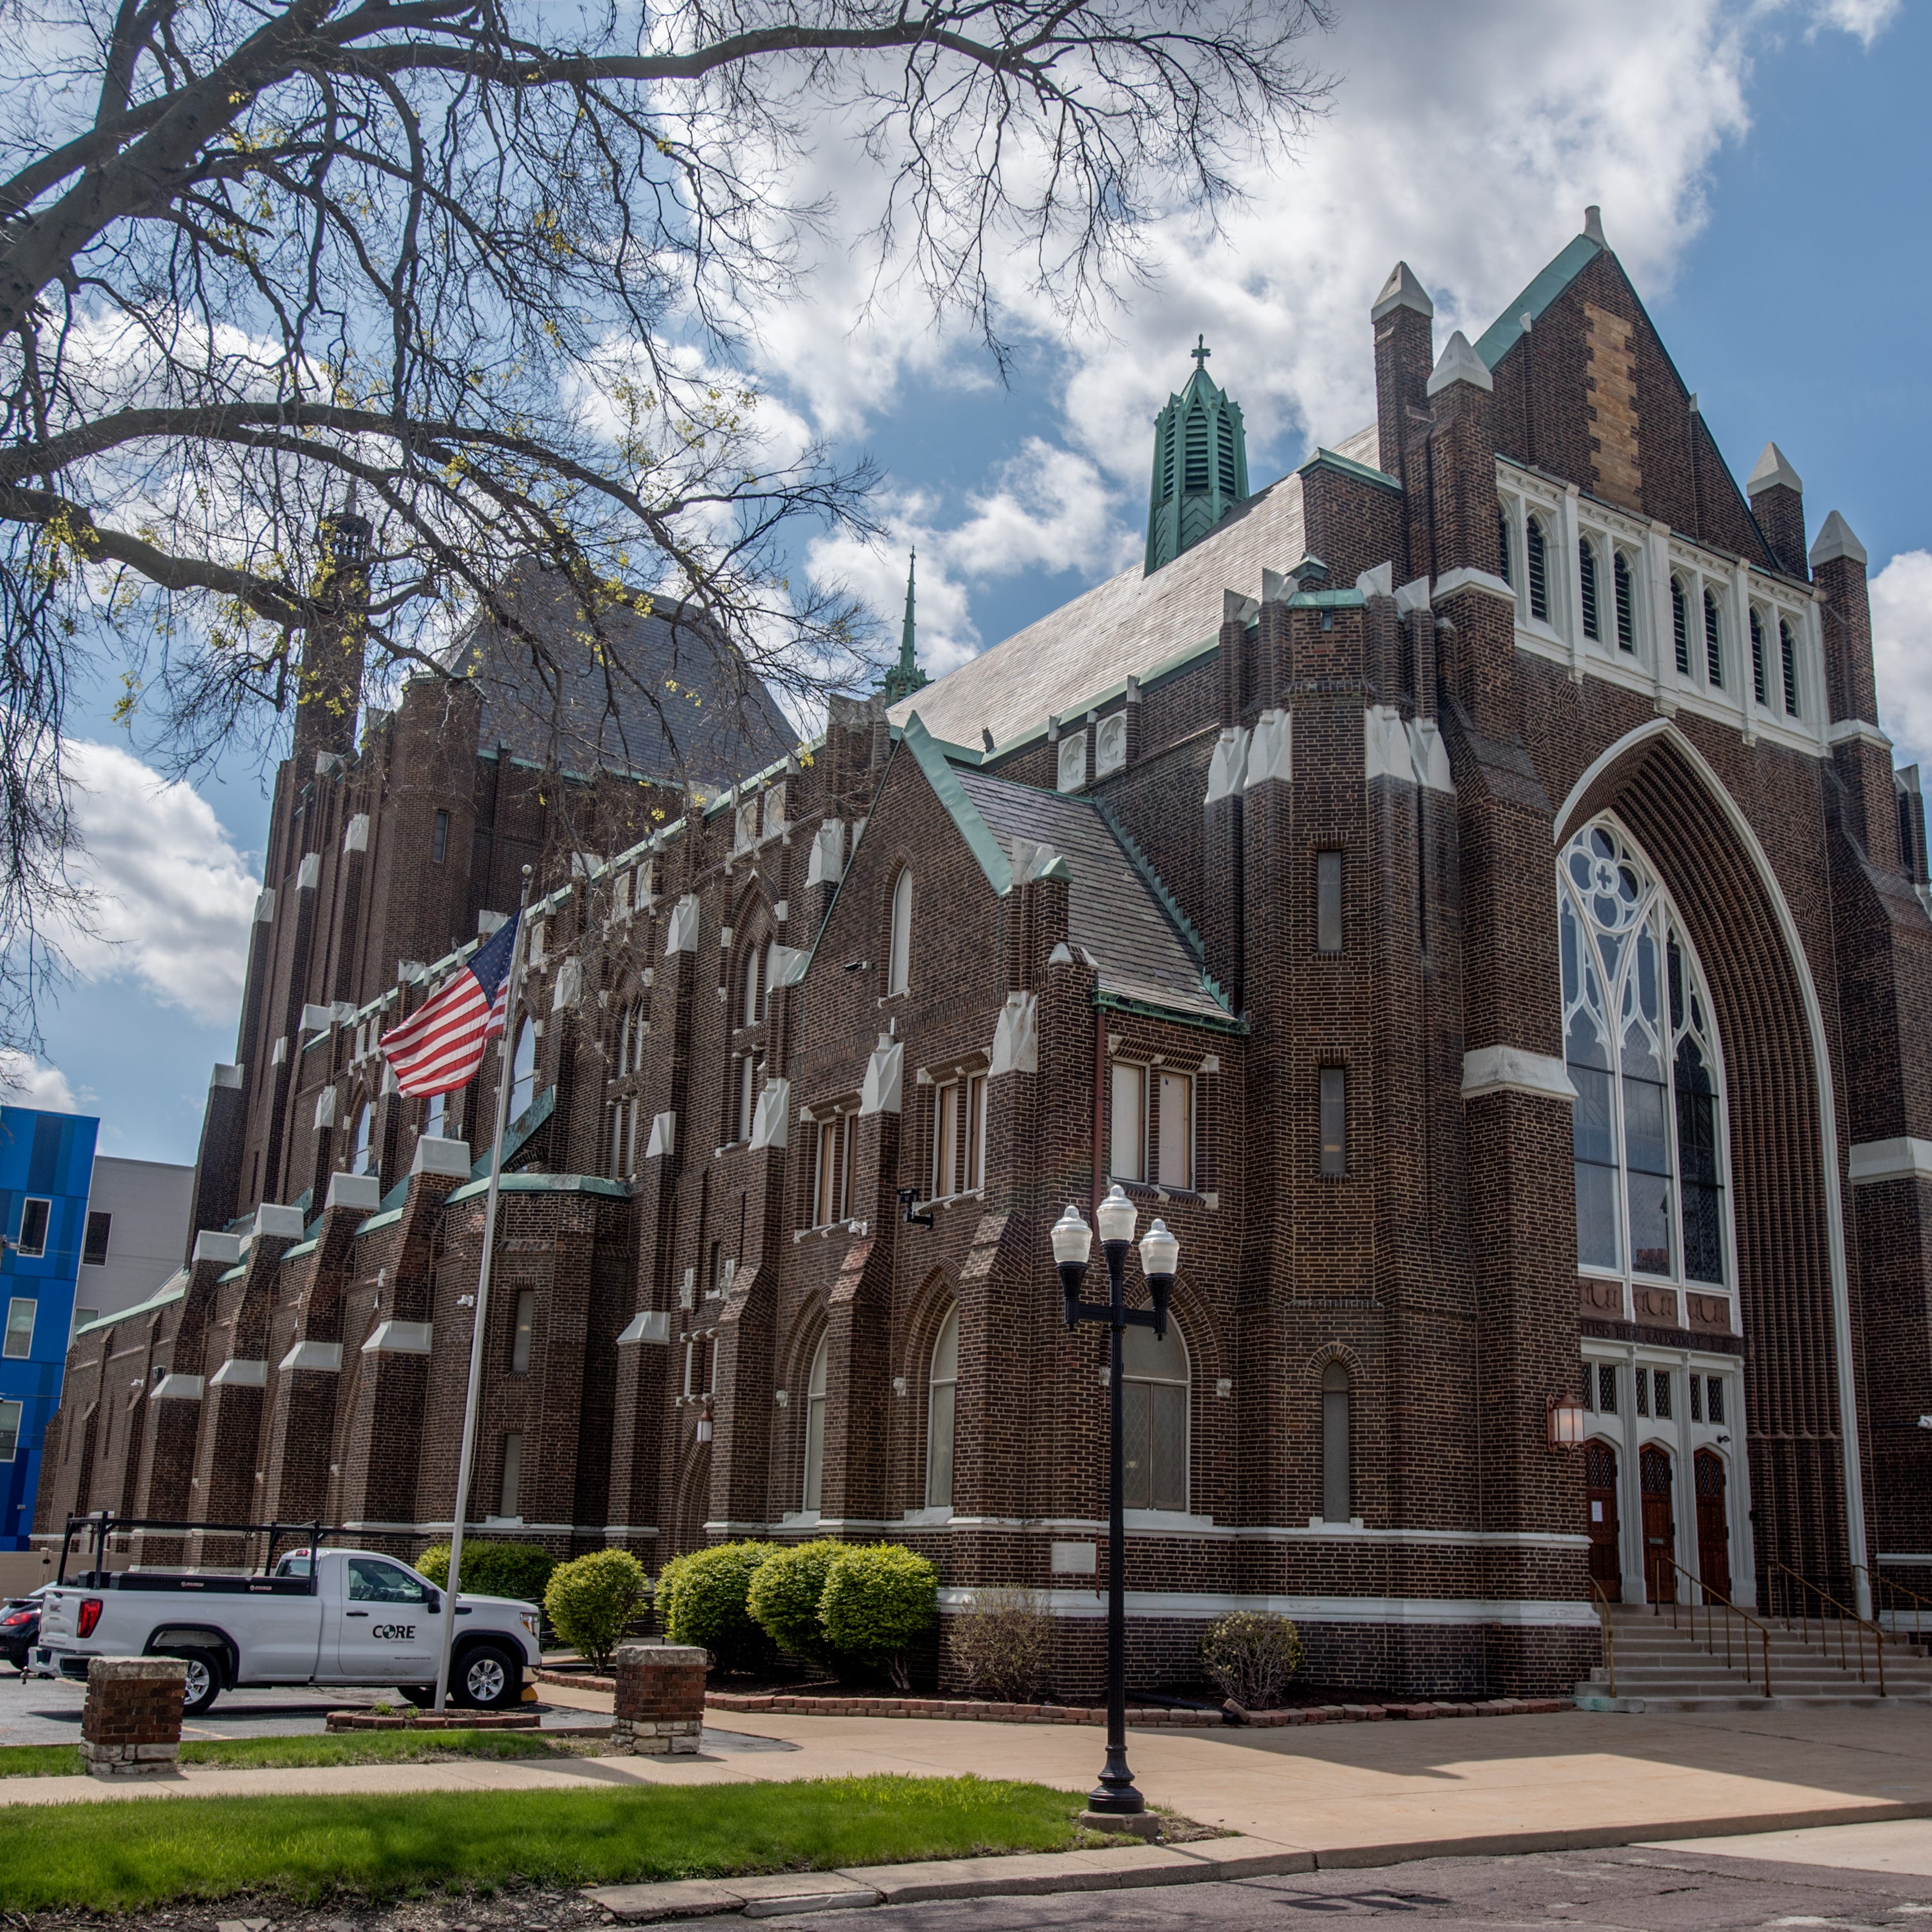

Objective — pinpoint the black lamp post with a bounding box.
[1052,1184,1178,1823]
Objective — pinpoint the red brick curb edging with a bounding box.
[536,1667,616,1691]
[324,1710,543,1731]
[700,1692,1572,1727]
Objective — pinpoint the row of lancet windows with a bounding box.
[1499,505,1803,719]
[791,1303,1356,1524]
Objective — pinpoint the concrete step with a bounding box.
[1575,1692,1932,1713]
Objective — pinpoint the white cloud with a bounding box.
[0,1050,89,1112]
[56,741,258,1028]
[1873,551,1932,770]
[1803,0,1899,48]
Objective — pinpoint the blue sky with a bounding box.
[18,0,1930,1169]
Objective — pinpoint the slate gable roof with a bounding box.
[950,765,1227,1024]
[458,562,796,791]
[887,423,1381,751]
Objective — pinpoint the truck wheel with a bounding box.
[173,1648,222,1717]
[453,1643,519,1711]
[398,1684,437,1708]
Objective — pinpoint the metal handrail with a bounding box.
[1768,1560,1886,1696]
[1654,1553,1773,1699]
[1865,1564,1932,1648]
[1589,1576,1617,1699]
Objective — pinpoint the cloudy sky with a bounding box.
[18,0,1930,1166]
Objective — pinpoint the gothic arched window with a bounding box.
[1579,539,1601,641]
[802,1334,829,1513]
[1671,576,1691,676]
[1702,588,1724,688]
[1497,506,1511,588]
[509,1016,537,1120]
[742,942,761,1028]
[350,1103,375,1176]
[1612,551,1637,653]
[887,868,912,996]
[1123,1316,1188,1512]
[1526,516,1549,623]
[1560,822,1727,1287]
[1778,617,1800,716]
[926,1304,957,1510]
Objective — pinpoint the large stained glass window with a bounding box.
[1560,823,1727,1287]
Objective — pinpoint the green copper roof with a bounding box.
[879,551,928,706]
[899,712,1013,896]
[1475,234,1602,369]
[443,1171,632,1207]
[1298,447,1401,496]
[1146,337,1250,576]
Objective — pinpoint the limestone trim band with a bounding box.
[1460,1046,1577,1103]
[935,1587,1600,1627]
[1848,1137,1932,1186]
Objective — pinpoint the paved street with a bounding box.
[745,1828,1932,1928]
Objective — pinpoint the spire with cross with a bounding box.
[879,548,929,705]
[1145,334,1248,575]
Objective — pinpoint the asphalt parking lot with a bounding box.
[0,1672,611,1744]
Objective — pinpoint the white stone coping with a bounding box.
[208,1358,268,1389]
[1847,1137,1932,1186]
[1460,1046,1577,1103]
[361,1320,432,1354]
[279,1340,344,1374]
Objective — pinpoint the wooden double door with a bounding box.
[1586,1441,1622,1601]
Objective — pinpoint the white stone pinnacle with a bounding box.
[1748,442,1804,497]
[1425,330,1492,397]
[1372,260,1434,323]
[1809,510,1867,570]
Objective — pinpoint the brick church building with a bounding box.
[38,210,1932,1697]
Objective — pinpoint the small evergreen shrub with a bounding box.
[659,1541,777,1672]
[543,1549,649,1672]
[746,1540,842,1666]
[1199,1610,1303,1711]
[818,1543,938,1691]
[949,1587,1055,1704]
[415,1540,557,1604]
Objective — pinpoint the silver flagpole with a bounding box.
[432,867,533,1712]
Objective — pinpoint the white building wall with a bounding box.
[75,1157,193,1332]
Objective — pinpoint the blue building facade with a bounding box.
[0,1109,98,1548]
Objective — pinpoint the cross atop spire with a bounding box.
[879,548,929,705]
[1192,335,1211,372]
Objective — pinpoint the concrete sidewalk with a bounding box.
[0,1701,1930,1862]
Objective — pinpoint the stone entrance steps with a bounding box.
[1575,1605,1932,1712]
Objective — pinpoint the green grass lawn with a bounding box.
[0,1773,1087,1911]
[0,1730,585,1779]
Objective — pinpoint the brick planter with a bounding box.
[610,1644,707,1755]
[80,1657,186,1778]
[325,1709,542,1731]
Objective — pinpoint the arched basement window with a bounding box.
[1579,539,1601,641]
[1526,516,1549,623]
[1702,588,1724,688]
[1560,821,1727,1287]
[1613,551,1637,653]
[1321,1361,1351,1523]
[887,868,913,996]
[1122,1317,1188,1512]
[926,1305,958,1510]
[508,1016,537,1120]
[803,1333,829,1513]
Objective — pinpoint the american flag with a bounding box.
[380,912,520,1097]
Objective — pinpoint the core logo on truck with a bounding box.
[371,1625,417,1641]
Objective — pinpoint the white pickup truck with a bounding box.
[31,1547,542,1716]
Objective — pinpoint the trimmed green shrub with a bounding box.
[1199,1610,1302,1711]
[746,1540,843,1666]
[818,1543,937,1691]
[659,1541,777,1672]
[543,1549,648,1672]
[415,1540,557,1605]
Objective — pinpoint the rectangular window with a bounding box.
[1707,1376,1725,1426]
[1316,851,1343,955]
[814,1113,855,1226]
[74,1308,97,1332]
[737,1052,760,1143]
[1635,1366,1649,1417]
[0,1400,21,1462]
[1111,1063,1147,1183]
[934,1080,961,1199]
[498,1434,522,1518]
[1157,1072,1193,1191]
[3,1300,34,1360]
[15,1199,49,1260]
[965,1073,986,1193]
[511,1289,535,1375]
[431,809,450,865]
[1596,1363,1618,1414]
[1319,1067,1346,1178]
[1653,1369,1672,1420]
[82,1211,111,1267]
[1689,1374,1703,1422]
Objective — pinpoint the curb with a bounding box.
[585,1803,1932,1921]
[699,1693,1571,1728]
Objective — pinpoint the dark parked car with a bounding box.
[0,1592,45,1673]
